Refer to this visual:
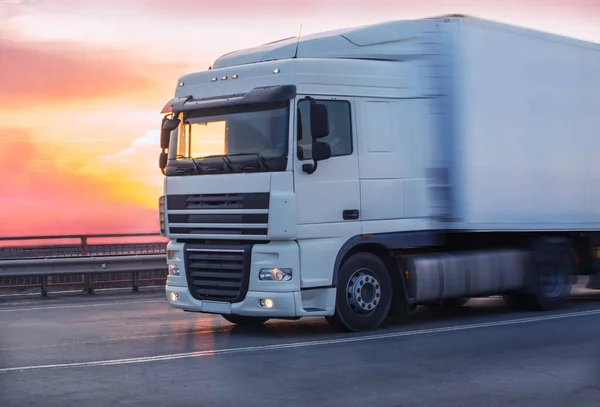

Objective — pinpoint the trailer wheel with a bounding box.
[221,314,270,326]
[505,239,573,311]
[326,252,393,332]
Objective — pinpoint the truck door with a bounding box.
[293,96,361,231]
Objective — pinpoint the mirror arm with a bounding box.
[302,160,318,175]
[159,147,168,173]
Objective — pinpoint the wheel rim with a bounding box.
[540,259,566,298]
[346,268,381,316]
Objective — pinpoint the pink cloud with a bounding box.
[0,37,188,107]
[134,0,600,21]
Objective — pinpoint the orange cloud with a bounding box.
[0,127,161,237]
[75,128,165,208]
[0,32,175,237]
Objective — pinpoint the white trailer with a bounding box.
[158,14,600,332]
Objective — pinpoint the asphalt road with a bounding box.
[1,285,600,407]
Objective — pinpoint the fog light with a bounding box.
[259,298,274,308]
[170,292,180,301]
[168,264,180,276]
[259,268,292,281]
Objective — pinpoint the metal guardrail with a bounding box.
[0,233,168,296]
[0,232,166,259]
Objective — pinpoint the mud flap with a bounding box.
[586,241,600,290]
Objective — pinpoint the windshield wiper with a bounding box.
[222,153,271,170]
[219,155,235,172]
[176,155,203,174]
[197,154,235,173]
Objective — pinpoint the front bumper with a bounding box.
[164,239,336,317]
[166,285,299,316]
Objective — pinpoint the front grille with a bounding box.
[184,244,251,303]
[166,193,269,239]
[167,193,269,210]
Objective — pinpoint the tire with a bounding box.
[221,314,270,326]
[326,252,393,332]
[504,239,573,311]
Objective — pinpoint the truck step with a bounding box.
[586,273,600,290]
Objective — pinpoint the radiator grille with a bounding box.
[167,193,269,239]
[184,245,251,303]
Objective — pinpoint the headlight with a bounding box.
[159,195,166,237]
[259,268,292,281]
[168,264,180,276]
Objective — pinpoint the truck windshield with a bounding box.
[167,102,289,175]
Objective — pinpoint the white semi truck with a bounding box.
[158,14,600,332]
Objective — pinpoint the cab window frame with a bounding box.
[296,98,353,160]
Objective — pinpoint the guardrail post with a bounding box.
[83,273,94,294]
[41,276,48,297]
[132,271,140,292]
[81,236,88,255]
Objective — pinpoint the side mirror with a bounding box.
[161,118,180,149]
[162,117,180,132]
[159,151,168,172]
[310,103,329,139]
[312,141,331,161]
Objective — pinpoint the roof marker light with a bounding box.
[222,75,227,80]
[232,74,238,79]
[273,69,280,74]
[211,77,217,82]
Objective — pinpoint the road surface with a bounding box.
[1,286,600,406]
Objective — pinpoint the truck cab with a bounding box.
[158,16,447,332]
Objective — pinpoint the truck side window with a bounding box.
[297,99,353,160]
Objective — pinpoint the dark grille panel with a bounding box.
[167,193,270,238]
[169,213,268,224]
[184,244,252,303]
[170,227,267,235]
[167,193,269,210]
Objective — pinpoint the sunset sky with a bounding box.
[0,0,598,237]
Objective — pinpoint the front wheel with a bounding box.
[326,252,393,332]
[221,314,270,326]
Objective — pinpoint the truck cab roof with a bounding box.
[212,15,451,69]
[212,13,598,70]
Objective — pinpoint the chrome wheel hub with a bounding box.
[346,269,381,315]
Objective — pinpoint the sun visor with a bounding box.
[160,96,192,114]
[160,85,296,114]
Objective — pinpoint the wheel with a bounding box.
[221,314,270,326]
[326,252,393,332]
[504,239,573,311]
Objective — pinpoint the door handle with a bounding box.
[343,209,359,220]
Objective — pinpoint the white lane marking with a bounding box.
[0,299,166,313]
[2,308,600,374]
